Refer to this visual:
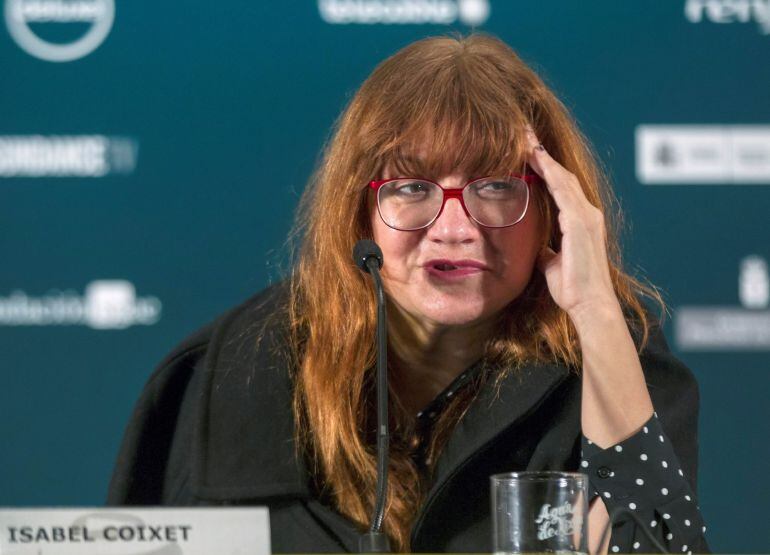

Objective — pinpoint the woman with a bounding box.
[108,33,708,553]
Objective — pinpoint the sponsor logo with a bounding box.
[635,125,770,184]
[0,135,138,177]
[684,0,770,35]
[675,255,770,350]
[739,255,769,308]
[318,0,490,25]
[0,280,161,329]
[4,0,115,62]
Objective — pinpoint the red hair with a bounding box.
[276,32,666,551]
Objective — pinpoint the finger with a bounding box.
[524,126,580,194]
[523,128,581,214]
[524,126,596,214]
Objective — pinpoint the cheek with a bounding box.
[371,211,421,278]
[488,204,544,287]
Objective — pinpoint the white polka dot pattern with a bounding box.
[579,412,707,554]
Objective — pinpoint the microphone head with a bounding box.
[353,239,384,273]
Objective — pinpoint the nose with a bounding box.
[425,195,479,243]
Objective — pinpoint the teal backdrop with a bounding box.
[1,1,769,552]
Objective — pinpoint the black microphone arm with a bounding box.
[352,239,391,553]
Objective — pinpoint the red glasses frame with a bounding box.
[367,172,541,230]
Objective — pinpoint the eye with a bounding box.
[393,180,432,196]
[481,181,513,191]
[471,179,519,199]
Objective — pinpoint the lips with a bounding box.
[423,258,489,279]
[424,258,488,271]
[435,263,458,271]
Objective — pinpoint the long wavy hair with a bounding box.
[280,32,666,551]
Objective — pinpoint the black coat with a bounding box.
[107,282,707,553]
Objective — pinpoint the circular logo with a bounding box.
[4,0,115,62]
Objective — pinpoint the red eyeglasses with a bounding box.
[368,172,540,231]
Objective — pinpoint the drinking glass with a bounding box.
[491,471,589,555]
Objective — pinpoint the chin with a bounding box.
[415,294,500,327]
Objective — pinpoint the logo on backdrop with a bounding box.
[739,255,770,308]
[318,0,490,25]
[0,135,138,177]
[0,280,162,329]
[675,255,770,350]
[685,0,770,35]
[4,0,115,62]
[635,125,770,185]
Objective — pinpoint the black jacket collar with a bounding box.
[189,283,573,503]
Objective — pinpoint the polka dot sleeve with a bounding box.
[580,412,709,554]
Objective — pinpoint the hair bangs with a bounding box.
[384,127,530,180]
[372,70,531,180]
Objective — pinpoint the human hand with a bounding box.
[525,126,621,324]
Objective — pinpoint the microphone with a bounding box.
[352,239,391,553]
[353,239,383,274]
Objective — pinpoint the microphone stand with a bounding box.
[354,240,391,553]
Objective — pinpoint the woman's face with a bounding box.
[370,162,544,330]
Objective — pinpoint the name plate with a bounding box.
[0,507,270,555]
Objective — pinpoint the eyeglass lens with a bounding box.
[377,177,529,230]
